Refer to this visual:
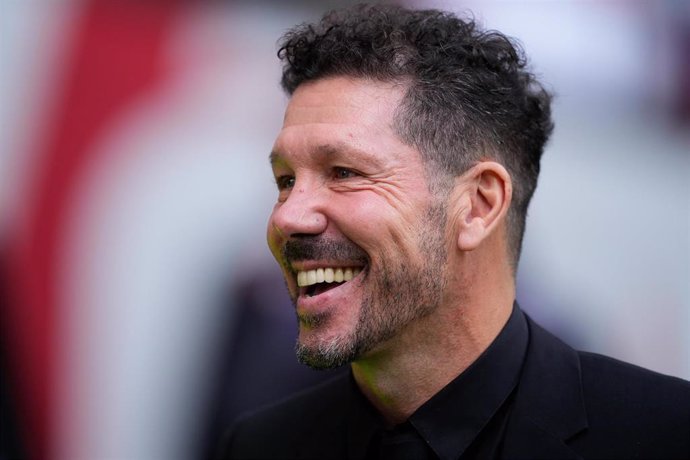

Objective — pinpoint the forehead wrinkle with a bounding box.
[312,141,386,168]
[272,122,403,171]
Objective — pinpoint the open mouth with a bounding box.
[296,266,364,297]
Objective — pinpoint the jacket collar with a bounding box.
[501,314,589,459]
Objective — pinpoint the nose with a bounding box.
[269,185,328,241]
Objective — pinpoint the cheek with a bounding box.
[332,197,381,240]
[266,215,282,260]
[334,195,419,253]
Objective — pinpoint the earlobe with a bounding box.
[454,162,512,252]
[457,214,486,251]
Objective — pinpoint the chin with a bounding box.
[295,322,359,370]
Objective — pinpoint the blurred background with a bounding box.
[1,0,688,459]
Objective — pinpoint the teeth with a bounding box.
[296,267,362,287]
[324,268,334,283]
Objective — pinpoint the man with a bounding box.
[220,4,690,459]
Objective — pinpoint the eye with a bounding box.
[333,167,357,179]
[275,175,295,190]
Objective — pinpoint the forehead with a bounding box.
[284,76,406,126]
[272,76,416,165]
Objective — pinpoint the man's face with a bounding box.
[267,76,449,369]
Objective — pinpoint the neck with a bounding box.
[351,261,514,425]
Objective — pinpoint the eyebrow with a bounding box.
[270,142,382,167]
[269,151,282,166]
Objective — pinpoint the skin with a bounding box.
[267,76,516,425]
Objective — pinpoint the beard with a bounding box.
[284,203,449,370]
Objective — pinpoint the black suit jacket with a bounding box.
[220,315,690,459]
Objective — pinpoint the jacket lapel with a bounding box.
[501,315,588,459]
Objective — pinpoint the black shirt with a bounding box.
[345,305,529,460]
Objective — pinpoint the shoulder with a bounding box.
[577,350,690,423]
[527,315,690,408]
[520,314,690,457]
[578,350,690,398]
[573,352,690,456]
[217,373,350,460]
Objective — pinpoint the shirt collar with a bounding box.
[409,303,528,460]
[344,303,529,460]
[346,371,384,459]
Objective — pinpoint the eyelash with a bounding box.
[333,167,357,179]
[275,175,295,190]
[274,167,358,190]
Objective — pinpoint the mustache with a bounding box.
[282,236,368,266]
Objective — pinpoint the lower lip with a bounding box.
[296,269,365,313]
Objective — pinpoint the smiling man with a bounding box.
[271,78,454,376]
[219,5,690,460]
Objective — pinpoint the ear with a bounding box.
[455,161,512,252]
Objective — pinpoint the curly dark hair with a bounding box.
[277,4,553,268]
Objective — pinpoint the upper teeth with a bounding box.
[297,267,362,287]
